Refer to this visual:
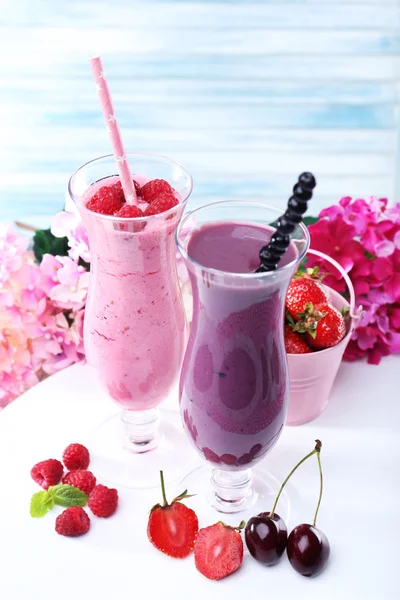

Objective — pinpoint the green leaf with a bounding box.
[32,229,69,263]
[48,484,88,507]
[30,490,55,518]
[303,216,319,227]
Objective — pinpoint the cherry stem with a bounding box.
[159,470,168,507]
[269,439,322,518]
[313,448,324,527]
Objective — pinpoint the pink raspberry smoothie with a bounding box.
[80,175,187,410]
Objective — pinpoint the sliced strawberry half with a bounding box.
[147,470,199,558]
[194,521,245,580]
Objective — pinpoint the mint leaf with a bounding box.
[48,484,88,507]
[30,490,55,518]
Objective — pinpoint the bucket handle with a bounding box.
[306,248,363,326]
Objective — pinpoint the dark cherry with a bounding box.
[245,512,287,565]
[298,172,316,190]
[287,523,330,577]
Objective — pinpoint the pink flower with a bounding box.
[0,225,87,407]
[39,254,89,311]
[0,225,29,284]
[319,196,385,236]
[51,211,90,263]
[308,197,400,365]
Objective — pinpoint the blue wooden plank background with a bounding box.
[0,0,399,223]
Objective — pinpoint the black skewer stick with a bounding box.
[256,172,317,273]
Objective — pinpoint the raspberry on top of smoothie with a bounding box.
[85,177,178,217]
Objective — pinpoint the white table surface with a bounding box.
[0,358,399,600]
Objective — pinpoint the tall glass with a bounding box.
[68,153,195,488]
[176,201,309,518]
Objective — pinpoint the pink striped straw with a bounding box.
[90,56,137,205]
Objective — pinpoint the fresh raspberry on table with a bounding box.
[115,204,144,218]
[31,459,63,490]
[88,484,118,518]
[55,506,90,537]
[141,178,173,204]
[62,470,96,495]
[62,443,90,471]
[86,186,123,215]
[144,192,178,216]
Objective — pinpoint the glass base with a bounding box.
[89,408,198,490]
[175,464,290,525]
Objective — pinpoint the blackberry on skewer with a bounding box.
[257,172,316,273]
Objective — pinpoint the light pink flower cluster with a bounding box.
[0,215,89,408]
[308,197,400,364]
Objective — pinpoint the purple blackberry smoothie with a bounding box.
[180,222,297,471]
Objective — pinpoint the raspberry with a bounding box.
[62,443,90,471]
[111,179,142,200]
[144,192,178,216]
[88,484,118,518]
[62,470,96,495]
[115,204,143,218]
[141,179,172,204]
[86,186,123,215]
[31,459,63,490]
[55,506,90,537]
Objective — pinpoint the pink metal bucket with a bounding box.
[286,249,361,426]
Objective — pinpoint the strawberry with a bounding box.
[86,186,123,215]
[194,521,245,580]
[141,179,173,204]
[147,470,198,558]
[294,302,346,349]
[62,443,90,471]
[31,459,63,490]
[286,277,329,322]
[144,192,178,217]
[55,506,90,537]
[115,204,143,218]
[284,325,312,354]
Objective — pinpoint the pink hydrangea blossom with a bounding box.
[51,211,90,263]
[309,197,400,364]
[0,223,87,408]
